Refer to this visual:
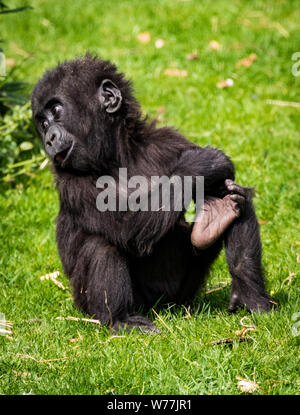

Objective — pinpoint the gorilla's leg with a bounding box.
[70,236,157,333]
[224,192,273,313]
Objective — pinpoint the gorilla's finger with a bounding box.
[225,180,247,197]
[229,194,245,207]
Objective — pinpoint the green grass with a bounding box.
[1,0,300,395]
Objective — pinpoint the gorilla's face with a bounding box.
[31,55,129,173]
[33,98,76,167]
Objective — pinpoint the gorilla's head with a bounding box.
[31,54,141,173]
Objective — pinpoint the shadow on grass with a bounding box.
[146,286,232,318]
[147,284,289,320]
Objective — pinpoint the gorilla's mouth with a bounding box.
[54,142,74,165]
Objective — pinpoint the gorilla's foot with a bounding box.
[191,195,239,249]
[111,315,159,334]
[191,179,247,249]
[228,289,276,313]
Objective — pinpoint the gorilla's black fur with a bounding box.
[31,54,272,332]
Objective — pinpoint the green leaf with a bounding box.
[1,81,28,91]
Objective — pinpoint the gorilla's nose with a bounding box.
[45,126,62,148]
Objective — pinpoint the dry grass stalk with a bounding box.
[16,353,68,364]
[40,271,66,290]
[152,309,176,336]
[56,316,101,325]
[104,290,113,329]
[92,335,125,347]
[204,282,229,294]
[266,99,300,108]
[0,319,13,335]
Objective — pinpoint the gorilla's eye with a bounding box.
[52,104,62,119]
[41,119,49,132]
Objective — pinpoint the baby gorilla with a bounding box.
[31,54,273,333]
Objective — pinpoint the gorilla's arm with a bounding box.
[175,145,235,194]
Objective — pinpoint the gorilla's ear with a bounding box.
[99,79,122,113]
